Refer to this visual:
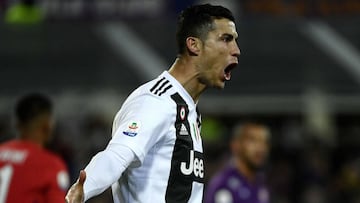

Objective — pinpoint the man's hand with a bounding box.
[65,170,86,203]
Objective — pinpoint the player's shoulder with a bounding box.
[39,149,70,190]
[147,75,174,98]
[0,139,20,148]
[0,140,36,155]
[17,143,67,170]
[139,75,175,99]
[126,74,178,108]
[41,150,67,168]
[208,165,237,188]
[205,166,237,203]
[0,140,28,164]
[0,140,66,169]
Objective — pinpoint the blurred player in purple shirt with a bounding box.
[205,122,270,203]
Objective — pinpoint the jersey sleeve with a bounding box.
[82,94,173,201]
[45,157,70,203]
[110,94,172,165]
[83,144,136,201]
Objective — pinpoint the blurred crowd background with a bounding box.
[1,0,360,202]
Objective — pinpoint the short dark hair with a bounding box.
[176,4,235,55]
[15,93,53,125]
[232,122,270,140]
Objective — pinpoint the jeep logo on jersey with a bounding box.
[123,121,141,137]
[180,150,204,179]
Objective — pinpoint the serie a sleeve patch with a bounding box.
[123,121,141,137]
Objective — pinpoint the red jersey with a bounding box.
[0,140,69,203]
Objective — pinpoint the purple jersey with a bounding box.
[205,163,269,203]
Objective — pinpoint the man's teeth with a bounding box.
[224,72,231,80]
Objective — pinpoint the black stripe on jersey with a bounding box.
[158,85,172,96]
[150,77,165,92]
[196,107,202,130]
[154,80,169,95]
[165,93,204,203]
[150,77,172,96]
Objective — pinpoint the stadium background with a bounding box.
[1,0,360,202]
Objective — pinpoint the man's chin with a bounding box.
[214,81,226,89]
[248,161,266,171]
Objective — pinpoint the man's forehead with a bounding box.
[240,125,270,139]
[212,19,238,37]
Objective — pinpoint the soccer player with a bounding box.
[66,4,240,203]
[0,93,69,203]
[204,123,270,203]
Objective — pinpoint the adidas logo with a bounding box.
[150,77,172,96]
[180,124,188,136]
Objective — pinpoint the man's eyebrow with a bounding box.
[223,33,233,37]
[221,33,238,40]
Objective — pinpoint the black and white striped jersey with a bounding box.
[109,71,204,203]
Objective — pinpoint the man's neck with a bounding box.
[19,131,44,147]
[235,158,256,183]
[168,57,206,102]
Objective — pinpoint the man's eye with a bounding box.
[222,36,233,42]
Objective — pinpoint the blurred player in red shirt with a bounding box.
[0,93,69,203]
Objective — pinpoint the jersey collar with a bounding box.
[162,71,196,107]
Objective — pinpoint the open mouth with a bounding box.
[224,63,238,81]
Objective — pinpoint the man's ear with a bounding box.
[185,37,202,56]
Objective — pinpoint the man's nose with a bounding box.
[232,43,241,57]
